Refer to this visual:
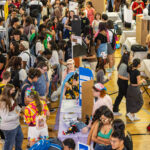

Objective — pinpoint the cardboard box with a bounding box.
[86,0,105,14]
[136,15,150,45]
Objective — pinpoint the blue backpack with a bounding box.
[29,139,63,150]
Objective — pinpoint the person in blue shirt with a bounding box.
[34,61,49,97]
[21,68,41,106]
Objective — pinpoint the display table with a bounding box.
[140,59,150,78]
[106,12,120,22]
[122,37,147,60]
[120,30,136,44]
[58,100,88,144]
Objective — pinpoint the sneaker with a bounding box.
[113,112,122,116]
[126,113,134,121]
[133,114,140,121]
[50,108,56,113]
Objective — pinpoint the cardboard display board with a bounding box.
[136,15,150,45]
[82,80,94,122]
[86,0,105,14]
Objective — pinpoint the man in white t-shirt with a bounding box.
[19,41,30,70]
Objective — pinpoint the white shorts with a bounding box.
[28,126,49,142]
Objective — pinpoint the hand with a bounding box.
[82,56,87,59]
[81,126,89,134]
[73,80,79,86]
[142,79,147,84]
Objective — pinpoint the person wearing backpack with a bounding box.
[24,89,50,147]
[9,57,27,89]
[19,40,34,71]
[21,68,41,106]
[28,0,43,27]
[106,20,116,73]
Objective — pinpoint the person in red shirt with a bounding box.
[132,0,145,20]
[12,0,20,9]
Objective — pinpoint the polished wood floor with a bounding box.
[0,49,150,150]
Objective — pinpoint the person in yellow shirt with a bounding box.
[0,71,11,94]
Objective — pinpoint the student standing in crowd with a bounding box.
[132,0,145,20]
[92,13,101,34]
[95,22,108,63]
[21,68,41,106]
[126,58,145,121]
[0,84,24,150]
[91,107,113,150]
[24,89,50,147]
[86,1,95,26]
[113,52,131,116]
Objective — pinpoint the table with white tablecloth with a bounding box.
[106,12,120,22]
[120,30,136,44]
[58,100,89,144]
[122,37,148,60]
[139,59,150,79]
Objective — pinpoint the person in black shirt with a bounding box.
[80,12,90,33]
[126,58,146,121]
[110,130,127,150]
[8,17,20,42]
[0,52,6,82]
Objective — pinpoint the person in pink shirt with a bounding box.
[92,83,112,114]
[82,83,112,134]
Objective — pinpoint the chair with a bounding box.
[141,79,150,102]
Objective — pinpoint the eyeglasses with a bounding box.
[100,118,109,122]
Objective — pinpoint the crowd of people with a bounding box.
[0,0,149,150]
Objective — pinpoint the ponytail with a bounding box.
[30,90,42,115]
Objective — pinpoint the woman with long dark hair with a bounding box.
[82,35,97,77]
[96,58,109,84]
[91,106,113,150]
[113,52,131,116]
[0,84,23,150]
[86,1,95,25]
[7,41,20,59]
[126,58,146,121]
[95,22,108,64]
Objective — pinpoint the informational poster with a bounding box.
[78,143,90,150]
[72,35,87,58]
[79,67,93,106]
[4,1,8,20]
[124,7,133,23]
[69,1,78,14]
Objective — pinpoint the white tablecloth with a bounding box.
[140,59,150,78]
[120,30,136,44]
[122,37,147,60]
[106,12,120,22]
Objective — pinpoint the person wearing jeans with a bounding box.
[0,84,23,150]
[2,125,23,150]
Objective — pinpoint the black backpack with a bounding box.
[29,1,41,18]
[10,68,21,89]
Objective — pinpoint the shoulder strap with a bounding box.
[21,82,30,90]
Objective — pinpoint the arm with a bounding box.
[87,121,98,145]
[91,122,110,145]
[0,108,19,122]
[132,3,140,11]
[118,74,129,80]
[137,75,145,85]
[22,61,27,69]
